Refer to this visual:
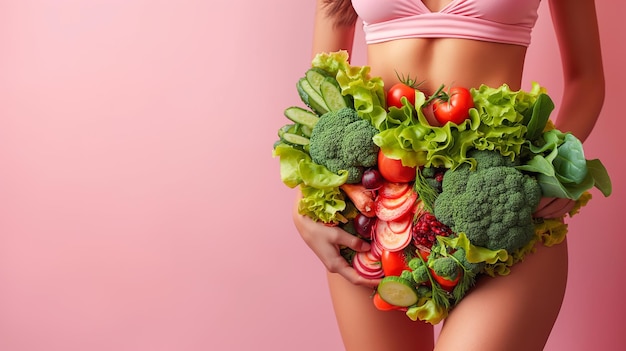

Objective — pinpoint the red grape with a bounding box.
[361,168,384,190]
[354,213,375,239]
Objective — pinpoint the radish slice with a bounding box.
[378,182,411,199]
[377,188,416,210]
[353,252,384,278]
[374,220,412,252]
[370,237,383,260]
[376,190,418,222]
[388,214,412,233]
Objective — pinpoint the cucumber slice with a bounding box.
[277,124,295,138]
[377,276,419,307]
[281,132,310,146]
[320,77,350,111]
[300,125,313,138]
[284,106,320,130]
[297,78,329,115]
[305,68,333,93]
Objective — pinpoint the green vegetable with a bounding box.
[429,256,460,280]
[298,184,347,224]
[450,247,484,276]
[377,276,419,307]
[284,106,320,130]
[297,77,329,116]
[411,264,430,284]
[272,143,350,224]
[309,107,380,183]
[311,51,387,128]
[434,149,542,253]
[516,128,612,199]
[320,76,352,111]
[406,299,448,325]
[373,83,549,170]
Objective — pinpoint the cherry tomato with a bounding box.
[387,83,416,109]
[377,150,416,183]
[432,87,474,125]
[381,249,411,277]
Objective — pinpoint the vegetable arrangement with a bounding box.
[273,50,612,324]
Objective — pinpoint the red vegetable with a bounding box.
[374,219,412,252]
[375,189,418,222]
[381,249,412,277]
[432,86,474,125]
[386,72,420,109]
[353,251,384,279]
[372,292,402,311]
[377,150,416,183]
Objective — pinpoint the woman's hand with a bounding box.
[533,197,575,219]
[292,194,381,288]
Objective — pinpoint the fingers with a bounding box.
[330,227,371,252]
[328,255,381,288]
[294,214,381,288]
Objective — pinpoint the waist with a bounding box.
[366,38,527,94]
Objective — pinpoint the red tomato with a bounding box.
[387,83,416,109]
[377,150,416,183]
[432,87,474,125]
[381,249,411,277]
[430,268,461,292]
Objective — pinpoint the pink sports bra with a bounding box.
[351,0,541,46]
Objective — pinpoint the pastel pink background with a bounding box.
[1,1,624,350]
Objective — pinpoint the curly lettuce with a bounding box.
[272,143,349,223]
[372,83,550,170]
[311,51,387,129]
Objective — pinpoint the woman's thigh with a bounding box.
[327,271,435,351]
[435,240,569,351]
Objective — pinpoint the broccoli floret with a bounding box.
[429,257,460,280]
[451,248,484,275]
[408,257,424,271]
[309,107,379,183]
[400,270,415,283]
[412,264,430,284]
[434,150,542,253]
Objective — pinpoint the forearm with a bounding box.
[553,74,605,143]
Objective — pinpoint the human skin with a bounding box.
[294,0,605,350]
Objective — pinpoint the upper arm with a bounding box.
[548,0,605,140]
[311,0,357,59]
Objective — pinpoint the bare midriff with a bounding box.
[367,38,528,95]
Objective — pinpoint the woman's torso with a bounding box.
[367,39,527,95]
[356,0,535,95]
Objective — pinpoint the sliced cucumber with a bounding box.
[284,106,320,130]
[377,276,419,307]
[281,132,310,146]
[305,68,333,93]
[277,123,295,138]
[299,125,313,138]
[320,77,350,112]
[297,78,329,115]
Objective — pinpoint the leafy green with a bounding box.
[298,184,347,224]
[516,129,612,198]
[311,51,387,129]
[272,142,349,223]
